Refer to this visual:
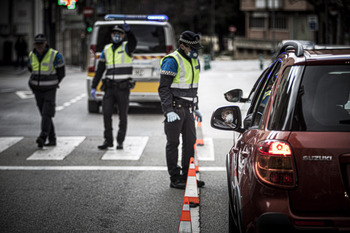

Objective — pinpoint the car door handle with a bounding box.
[241,151,249,158]
[232,147,239,153]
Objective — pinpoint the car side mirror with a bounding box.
[210,106,244,132]
[224,89,248,103]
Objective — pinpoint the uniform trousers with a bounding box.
[33,88,57,141]
[102,84,130,145]
[164,106,196,182]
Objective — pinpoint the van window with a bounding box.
[96,25,166,53]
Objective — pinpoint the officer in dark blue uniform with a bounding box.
[158,31,205,189]
[91,23,137,150]
[28,34,65,148]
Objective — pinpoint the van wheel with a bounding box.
[88,100,100,113]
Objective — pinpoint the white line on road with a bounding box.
[56,93,86,111]
[0,137,24,153]
[15,91,34,99]
[0,166,226,171]
[27,137,85,160]
[102,136,149,160]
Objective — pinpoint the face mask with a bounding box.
[112,34,122,43]
[225,113,234,123]
[187,49,199,59]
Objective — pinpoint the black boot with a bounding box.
[36,137,45,148]
[98,141,113,150]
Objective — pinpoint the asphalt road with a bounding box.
[0,58,268,232]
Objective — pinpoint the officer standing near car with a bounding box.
[158,31,205,189]
[91,23,137,150]
[28,34,65,148]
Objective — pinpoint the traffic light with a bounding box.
[85,20,93,33]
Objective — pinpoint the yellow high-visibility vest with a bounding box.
[29,48,59,87]
[104,42,133,80]
[161,50,199,89]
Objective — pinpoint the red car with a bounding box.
[211,41,350,233]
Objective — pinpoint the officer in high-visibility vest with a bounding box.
[28,34,65,148]
[91,23,137,150]
[158,31,205,189]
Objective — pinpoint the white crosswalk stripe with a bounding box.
[0,136,215,162]
[179,137,215,161]
[101,136,149,160]
[0,137,23,153]
[27,137,85,160]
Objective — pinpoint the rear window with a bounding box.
[294,65,350,131]
[96,25,166,53]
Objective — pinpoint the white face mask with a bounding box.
[225,113,234,123]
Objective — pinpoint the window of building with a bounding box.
[249,17,265,29]
[269,15,288,30]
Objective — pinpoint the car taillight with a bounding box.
[166,45,174,54]
[88,45,97,73]
[255,140,296,188]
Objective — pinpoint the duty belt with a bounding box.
[173,98,193,109]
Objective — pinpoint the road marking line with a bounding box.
[0,137,24,153]
[15,91,34,99]
[102,136,149,160]
[27,136,85,160]
[0,166,226,171]
[178,137,215,161]
[196,137,215,161]
[56,93,86,112]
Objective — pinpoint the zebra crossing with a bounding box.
[0,136,215,161]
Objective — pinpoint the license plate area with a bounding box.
[133,68,152,78]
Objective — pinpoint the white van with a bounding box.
[86,14,177,113]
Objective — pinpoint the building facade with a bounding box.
[234,0,316,59]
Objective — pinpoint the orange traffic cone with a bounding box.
[196,121,204,146]
[193,144,199,172]
[178,196,192,233]
[184,157,199,206]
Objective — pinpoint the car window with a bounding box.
[268,65,304,130]
[246,63,275,117]
[96,24,166,53]
[292,65,350,131]
[251,61,281,127]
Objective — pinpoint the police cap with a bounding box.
[111,25,125,34]
[34,34,47,43]
[179,31,203,50]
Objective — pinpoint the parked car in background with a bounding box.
[211,41,350,233]
[86,14,177,113]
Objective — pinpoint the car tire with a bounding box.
[88,100,100,113]
[228,199,239,233]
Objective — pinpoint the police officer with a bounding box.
[158,31,205,189]
[28,34,65,148]
[91,23,137,150]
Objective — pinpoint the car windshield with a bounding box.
[296,65,350,131]
[96,24,166,53]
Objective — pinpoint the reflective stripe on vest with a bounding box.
[104,42,133,80]
[29,49,59,86]
[161,51,199,89]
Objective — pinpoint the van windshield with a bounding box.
[96,25,166,54]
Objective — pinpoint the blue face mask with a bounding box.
[112,34,122,43]
[187,49,199,59]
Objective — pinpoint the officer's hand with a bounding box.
[122,23,130,32]
[194,110,202,122]
[166,112,180,122]
[91,88,96,99]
